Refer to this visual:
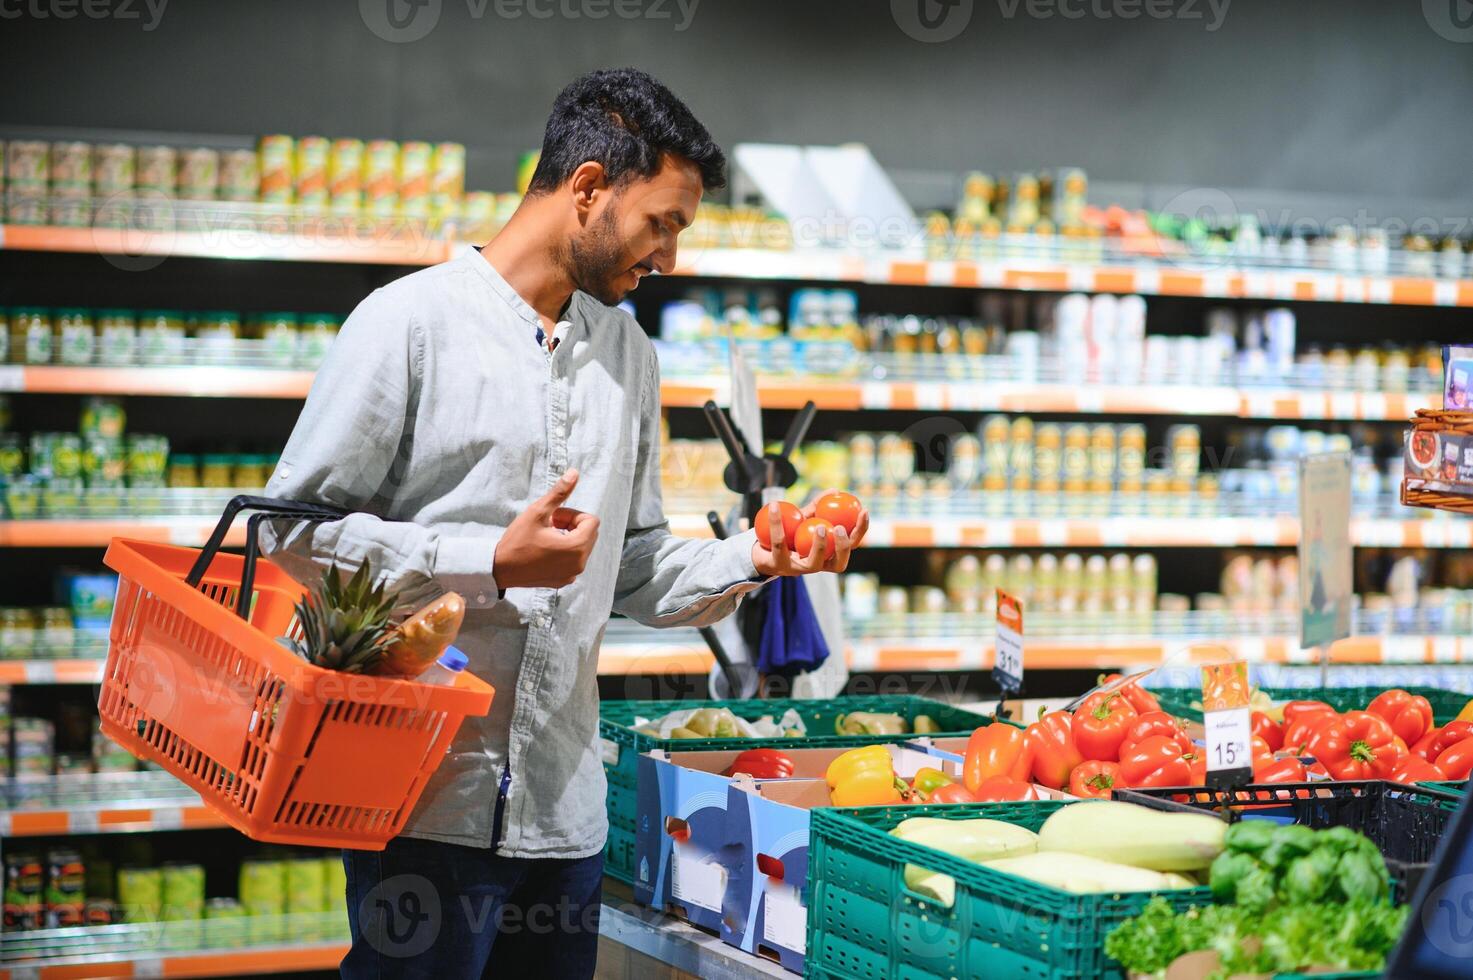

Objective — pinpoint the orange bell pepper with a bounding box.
[962,723,1031,793]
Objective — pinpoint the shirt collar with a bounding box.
[460,245,545,331]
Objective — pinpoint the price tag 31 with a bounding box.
[994,589,1024,694]
[1201,662,1253,787]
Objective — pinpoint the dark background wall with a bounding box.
[2,1,1471,216]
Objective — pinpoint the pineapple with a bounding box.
[288,561,401,673]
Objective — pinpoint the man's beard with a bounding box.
[567,206,632,306]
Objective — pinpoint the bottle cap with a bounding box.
[437,646,468,672]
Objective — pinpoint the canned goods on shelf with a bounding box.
[56,308,96,365]
[219,148,258,202]
[295,136,329,211]
[93,143,135,195]
[399,140,433,217]
[135,145,177,193]
[6,140,49,185]
[362,139,400,216]
[177,147,220,200]
[258,135,295,203]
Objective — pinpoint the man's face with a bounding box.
[567,154,702,306]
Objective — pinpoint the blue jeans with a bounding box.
[340,836,604,979]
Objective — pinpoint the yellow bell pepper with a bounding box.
[826,745,904,807]
[1457,698,1473,724]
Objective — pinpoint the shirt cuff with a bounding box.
[433,532,503,608]
[722,528,767,584]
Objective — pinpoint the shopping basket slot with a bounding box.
[100,495,496,849]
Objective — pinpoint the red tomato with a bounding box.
[754,501,802,551]
[1071,692,1138,761]
[1069,760,1127,799]
[812,491,863,536]
[974,775,1042,802]
[1436,738,1473,780]
[792,517,837,560]
[1251,711,1284,752]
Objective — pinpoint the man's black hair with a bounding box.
[527,68,726,195]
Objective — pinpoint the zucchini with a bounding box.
[1036,800,1226,872]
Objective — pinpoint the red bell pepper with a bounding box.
[928,781,977,804]
[1367,689,1434,747]
[1250,755,1309,801]
[1436,738,1473,780]
[1391,755,1447,783]
[1072,692,1138,761]
[1304,710,1401,780]
[1412,728,1444,761]
[1069,760,1126,799]
[1251,711,1284,752]
[1427,722,1473,760]
[1283,707,1341,756]
[1097,673,1161,715]
[974,775,1042,801]
[963,723,1031,793]
[726,748,795,779]
[1119,711,1194,757]
[1282,699,1335,724]
[1119,735,1193,787]
[1025,711,1083,790]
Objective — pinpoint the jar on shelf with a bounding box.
[42,476,85,518]
[82,436,127,484]
[166,453,200,488]
[97,310,139,366]
[39,607,74,657]
[0,432,23,479]
[138,310,188,365]
[258,312,300,369]
[80,397,127,440]
[125,434,170,483]
[199,455,234,489]
[50,434,84,480]
[298,314,340,368]
[194,311,240,364]
[55,309,96,366]
[232,455,269,490]
[11,308,53,365]
[4,475,41,519]
[0,608,37,658]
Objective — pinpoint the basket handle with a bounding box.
[185,494,351,618]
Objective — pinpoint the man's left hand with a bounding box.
[750,491,870,577]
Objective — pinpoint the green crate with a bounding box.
[1151,684,1471,724]
[1421,779,1468,795]
[599,695,1002,884]
[805,800,1213,979]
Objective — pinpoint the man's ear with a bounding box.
[569,161,609,217]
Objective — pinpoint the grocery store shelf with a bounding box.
[1,222,449,266]
[1,511,1465,549]
[8,223,1473,307]
[0,914,347,979]
[674,248,1473,308]
[0,518,247,548]
[2,364,1436,422]
[0,771,225,837]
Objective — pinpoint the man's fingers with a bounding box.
[849,509,870,548]
[551,506,592,530]
[827,526,852,572]
[535,468,580,515]
[564,514,601,550]
[766,503,789,557]
[799,526,828,573]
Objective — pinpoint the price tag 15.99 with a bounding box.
[994,589,1024,695]
[1201,661,1253,787]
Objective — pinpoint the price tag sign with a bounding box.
[994,589,1024,695]
[1201,662,1253,788]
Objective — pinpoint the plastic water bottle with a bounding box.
[415,646,468,686]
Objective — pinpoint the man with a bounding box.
[263,68,867,978]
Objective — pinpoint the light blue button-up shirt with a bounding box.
[263,247,762,857]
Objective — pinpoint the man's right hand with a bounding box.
[491,469,600,590]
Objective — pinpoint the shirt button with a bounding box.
[476,593,488,605]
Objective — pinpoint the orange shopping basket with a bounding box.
[99,495,495,850]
